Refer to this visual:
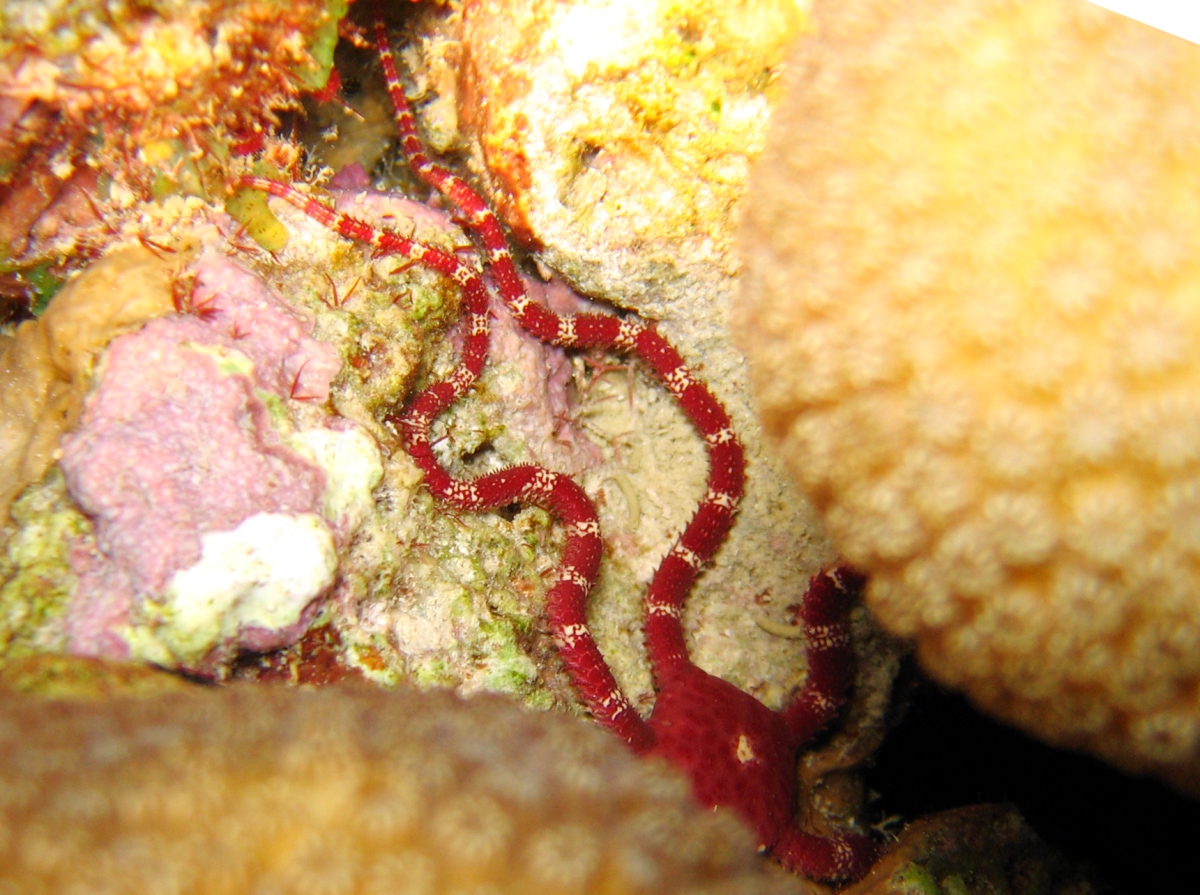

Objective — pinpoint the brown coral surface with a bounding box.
[736,0,1200,793]
[0,245,176,521]
[0,682,810,895]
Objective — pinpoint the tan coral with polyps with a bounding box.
[0,682,806,894]
[735,0,1200,792]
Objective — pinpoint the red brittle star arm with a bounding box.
[229,173,649,746]
[372,1,747,688]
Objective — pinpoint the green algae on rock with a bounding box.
[0,681,810,895]
[0,470,88,658]
[224,184,292,253]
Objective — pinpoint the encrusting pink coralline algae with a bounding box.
[58,250,380,676]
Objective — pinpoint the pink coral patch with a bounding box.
[59,252,342,664]
[189,251,341,401]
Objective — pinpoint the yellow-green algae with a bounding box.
[0,470,88,657]
[225,187,290,253]
[293,0,350,91]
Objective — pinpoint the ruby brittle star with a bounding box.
[232,0,879,883]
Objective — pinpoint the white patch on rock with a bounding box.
[291,426,384,534]
[128,512,337,665]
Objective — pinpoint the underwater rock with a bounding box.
[449,0,805,298]
[57,249,376,673]
[736,0,1200,794]
[0,678,811,895]
[0,184,609,702]
[843,805,1099,895]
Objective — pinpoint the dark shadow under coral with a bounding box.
[867,670,1197,894]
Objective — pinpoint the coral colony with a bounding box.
[0,683,811,893]
[737,0,1200,793]
[238,2,877,882]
